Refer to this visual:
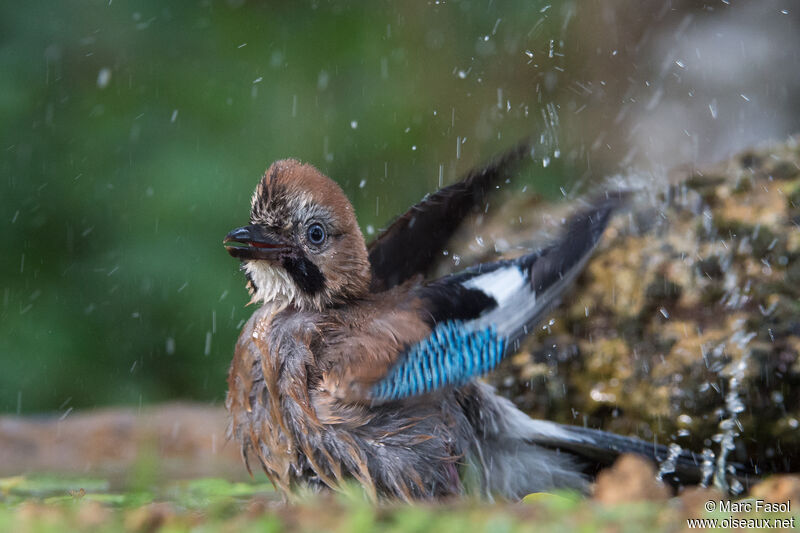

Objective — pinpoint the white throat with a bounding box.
[242,261,300,308]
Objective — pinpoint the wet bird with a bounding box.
[223,144,729,501]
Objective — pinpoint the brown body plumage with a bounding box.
[226,160,465,499]
[226,291,475,499]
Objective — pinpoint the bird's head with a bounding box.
[224,159,371,310]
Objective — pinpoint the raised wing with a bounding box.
[370,193,626,402]
[368,140,532,292]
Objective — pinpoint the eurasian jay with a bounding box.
[223,143,740,501]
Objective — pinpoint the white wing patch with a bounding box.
[463,265,527,306]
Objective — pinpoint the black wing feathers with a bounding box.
[503,193,628,350]
[416,283,498,326]
[368,140,532,291]
[529,195,621,293]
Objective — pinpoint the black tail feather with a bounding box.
[529,422,759,491]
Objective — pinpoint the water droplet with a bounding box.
[204,331,212,356]
[97,68,112,89]
[708,98,718,119]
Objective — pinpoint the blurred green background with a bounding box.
[2,1,798,413]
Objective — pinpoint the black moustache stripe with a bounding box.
[282,255,326,296]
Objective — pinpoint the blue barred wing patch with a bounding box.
[371,320,505,401]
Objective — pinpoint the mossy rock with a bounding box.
[443,136,800,474]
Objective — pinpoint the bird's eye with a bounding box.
[307,223,326,245]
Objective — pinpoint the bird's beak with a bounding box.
[223,224,290,261]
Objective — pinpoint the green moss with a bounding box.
[696,255,723,277]
[787,260,800,285]
[0,482,743,533]
[684,174,726,190]
[787,184,800,212]
[684,174,726,205]
[3,475,109,499]
[751,226,784,258]
[644,275,683,306]
[711,215,752,240]
[698,283,725,305]
[770,160,800,181]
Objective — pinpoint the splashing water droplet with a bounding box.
[657,443,683,481]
